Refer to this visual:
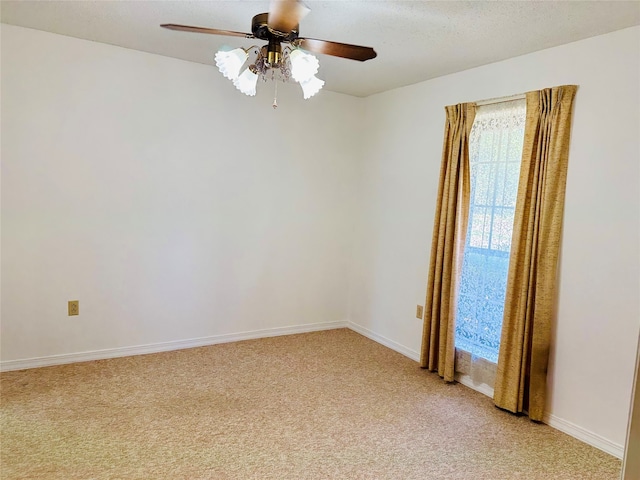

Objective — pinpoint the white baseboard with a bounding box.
[455,373,495,398]
[0,320,348,372]
[346,321,624,460]
[543,412,624,459]
[347,321,420,362]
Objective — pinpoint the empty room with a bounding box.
[1,1,639,478]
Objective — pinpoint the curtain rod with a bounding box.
[475,93,526,106]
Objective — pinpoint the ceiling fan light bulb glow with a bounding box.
[300,75,324,99]
[290,49,319,83]
[233,68,259,96]
[215,48,248,80]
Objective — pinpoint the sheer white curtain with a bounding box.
[454,99,526,395]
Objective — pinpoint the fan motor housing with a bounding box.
[252,13,299,42]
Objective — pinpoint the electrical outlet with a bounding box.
[68,300,79,316]
[416,305,424,319]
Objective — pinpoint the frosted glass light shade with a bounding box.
[289,49,319,83]
[215,48,248,81]
[233,68,259,96]
[300,75,324,99]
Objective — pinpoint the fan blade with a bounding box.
[297,38,377,62]
[268,0,310,35]
[161,24,253,38]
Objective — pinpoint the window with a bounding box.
[455,100,526,364]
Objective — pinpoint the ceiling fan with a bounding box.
[161,0,376,104]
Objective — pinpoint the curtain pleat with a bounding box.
[494,85,578,420]
[421,102,476,382]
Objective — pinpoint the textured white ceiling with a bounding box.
[2,1,639,97]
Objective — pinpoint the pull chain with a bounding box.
[273,81,278,109]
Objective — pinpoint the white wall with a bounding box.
[349,26,640,451]
[1,25,362,361]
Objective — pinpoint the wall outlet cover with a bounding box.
[68,300,79,316]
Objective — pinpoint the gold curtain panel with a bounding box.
[494,85,578,421]
[421,102,476,382]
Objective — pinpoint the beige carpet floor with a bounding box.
[1,329,621,479]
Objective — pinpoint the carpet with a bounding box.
[0,329,621,479]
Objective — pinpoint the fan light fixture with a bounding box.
[300,75,324,99]
[161,2,377,108]
[215,44,324,102]
[214,48,249,80]
[289,49,319,83]
[233,67,259,96]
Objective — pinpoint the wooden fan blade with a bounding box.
[267,0,310,35]
[297,38,377,62]
[161,24,253,38]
